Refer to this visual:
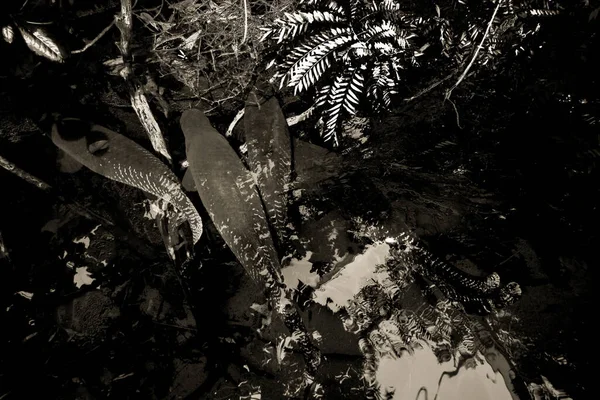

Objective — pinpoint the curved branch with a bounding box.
[445,0,503,100]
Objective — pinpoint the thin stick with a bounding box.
[0,231,9,260]
[286,106,314,127]
[225,104,315,139]
[447,98,462,129]
[71,20,116,54]
[445,0,503,100]
[241,0,249,45]
[404,73,454,102]
[0,154,52,190]
[225,108,245,137]
[0,154,114,226]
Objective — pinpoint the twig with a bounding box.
[0,154,52,190]
[224,103,315,139]
[225,108,245,137]
[445,0,503,100]
[130,86,172,163]
[287,106,315,126]
[241,0,249,45]
[0,231,9,261]
[447,98,462,129]
[0,154,114,226]
[71,20,116,54]
[404,73,454,102]
[152,321,197,331]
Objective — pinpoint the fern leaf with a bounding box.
[294,56,331,94]
[349,0,362,19]
[263,10,345,44]
[524,9,561,17]
[363,20,399,43]
[366,60,398,112]
[322,66,365,143]
[315,84,333,108]
[380,0,403,13]
[302,0,345,16]
[286,27,355,94]
[322,72,350,143]
[343,68,365,115]
[368,0,402,13]
[373,42,399,56]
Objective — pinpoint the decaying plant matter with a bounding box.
[143,0,297,114]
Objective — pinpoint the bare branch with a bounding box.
[0,154,52,190]
[0,154,115,226]
[404,73,454,102]
[114,0,173,164]
[241,0,249,45]
[225,108,245,137]
[445,0,503,100]
[287,106,315,127]
[71,20,116,54]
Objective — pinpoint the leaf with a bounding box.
[285,27,354,94]
[321,66,365,144]
[182,30,202,50]
[315,85,332,108]
[16,24,65,63]
[2,25,14,44]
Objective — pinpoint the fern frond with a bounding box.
[523,9,561,17]
[285,27,355,94]
[261,10,345,44]
[322,66,365,143]
[349,0,363,20]
[315,84,332,108]
[366,61,398,112]
[301,0,345,15]
[367,0,402,13]
[322,73,350,144]
[343,67,365,115]
[363,20,400,43]
[373,41,399,56]
[380,0,403,13]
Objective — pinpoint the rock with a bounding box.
[166,357,208,400]
[56,290,120,338]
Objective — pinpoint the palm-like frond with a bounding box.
[285,27,355,94]
[262,1,423,144]
[260,10,345,43]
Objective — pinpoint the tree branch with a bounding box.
[0,154,52,191]
[0,153,166,259]
[445,0,503,100]
[115,0,173,165]
[71,20,116,54]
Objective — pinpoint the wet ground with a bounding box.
[1,92,595,399]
